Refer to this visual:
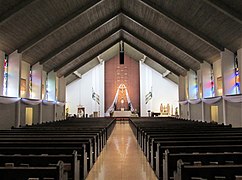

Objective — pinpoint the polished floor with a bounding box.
[86,121,157,180]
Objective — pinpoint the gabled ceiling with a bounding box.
[0,0,241,82]
[65,42,179,85]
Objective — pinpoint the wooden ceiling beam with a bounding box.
[140,0,224,51]
[122,27,191,71]
[203,0,242,25]
[54,27,121,72]
[39,11,121,65]
[18,0,101,53]
[121,11,204,63]
[121,32,182,76]
[0,0,37,25]
[64,37,121,77]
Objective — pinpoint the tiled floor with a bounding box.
[86,121,158,180]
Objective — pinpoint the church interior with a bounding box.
[0,0,242,179]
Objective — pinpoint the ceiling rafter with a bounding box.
[0,0,37,25]
[39,10,121,65]
[121,11,204,63]
[17,0,102,53]
[122,27,191,71]
[203,0,242,25]
[64,38,121,77]
[54,27,121,72]
[140,0,225,52]
[121,33,182,76]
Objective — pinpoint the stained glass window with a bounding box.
[235,56,240,94]
[29,67,32,98]
[211,65,215,97]
[3,55,8,96]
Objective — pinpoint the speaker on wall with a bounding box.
[119,41,124,64]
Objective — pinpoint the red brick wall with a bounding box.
[105,54,140,112]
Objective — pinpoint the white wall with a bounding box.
[140,62,179,116]
[66,63,105,117]
[7,50,22,97]
[0,50,4,96]
[21,61,30,98]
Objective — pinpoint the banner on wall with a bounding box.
[0,96,20,104]
[202,96,222,104]
[179,100,188,105]
[223,94,242,103]
[145,87,152,104]
[92,88,100,105]
[188,99,201,104]
[21,98,42,105]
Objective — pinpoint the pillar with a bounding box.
[7,50,22,97]
[237,48,242,91]
[47,71,57,101]
[0,50,4,96]
[20,61,30,98]
[32,63,43,99]
[179,75,186,101]
[221,49,236,95]
[15,100,21,127]
[188,70,198,99]
[58,76,66,102]
[213,59,222,96]
[42,71,47,99]
[197,69,202,98]
[201,61,212,98]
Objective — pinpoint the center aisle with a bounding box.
[86,121,157,180]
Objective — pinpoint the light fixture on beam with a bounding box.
[73,71,82,78]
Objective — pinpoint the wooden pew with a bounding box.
[0,151,78,180]
[164,150,242,180]
[174,159,242,180]
[0,160,65,180]
[155,144,242,179]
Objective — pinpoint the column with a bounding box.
[221,49,236,95]
[15,100,21,127]
[213,59,222,96]
[42,71,47,99]
[58,76,66,102]
[39,103,43,124]
[188,70,198,99]
[237,48,242,90]
[32,63,43,99]
[179,75,186,101]
[7,50,22,97]
[201,61,212,98]
[237,48,242,118]
[47,71,57,101]
[0,50,4,96]
[197,69,202,98]
[20,61,30,98]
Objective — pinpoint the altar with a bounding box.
[113,109,132,117]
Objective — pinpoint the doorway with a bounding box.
[26,107,33,125]
[211,106,218,123]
